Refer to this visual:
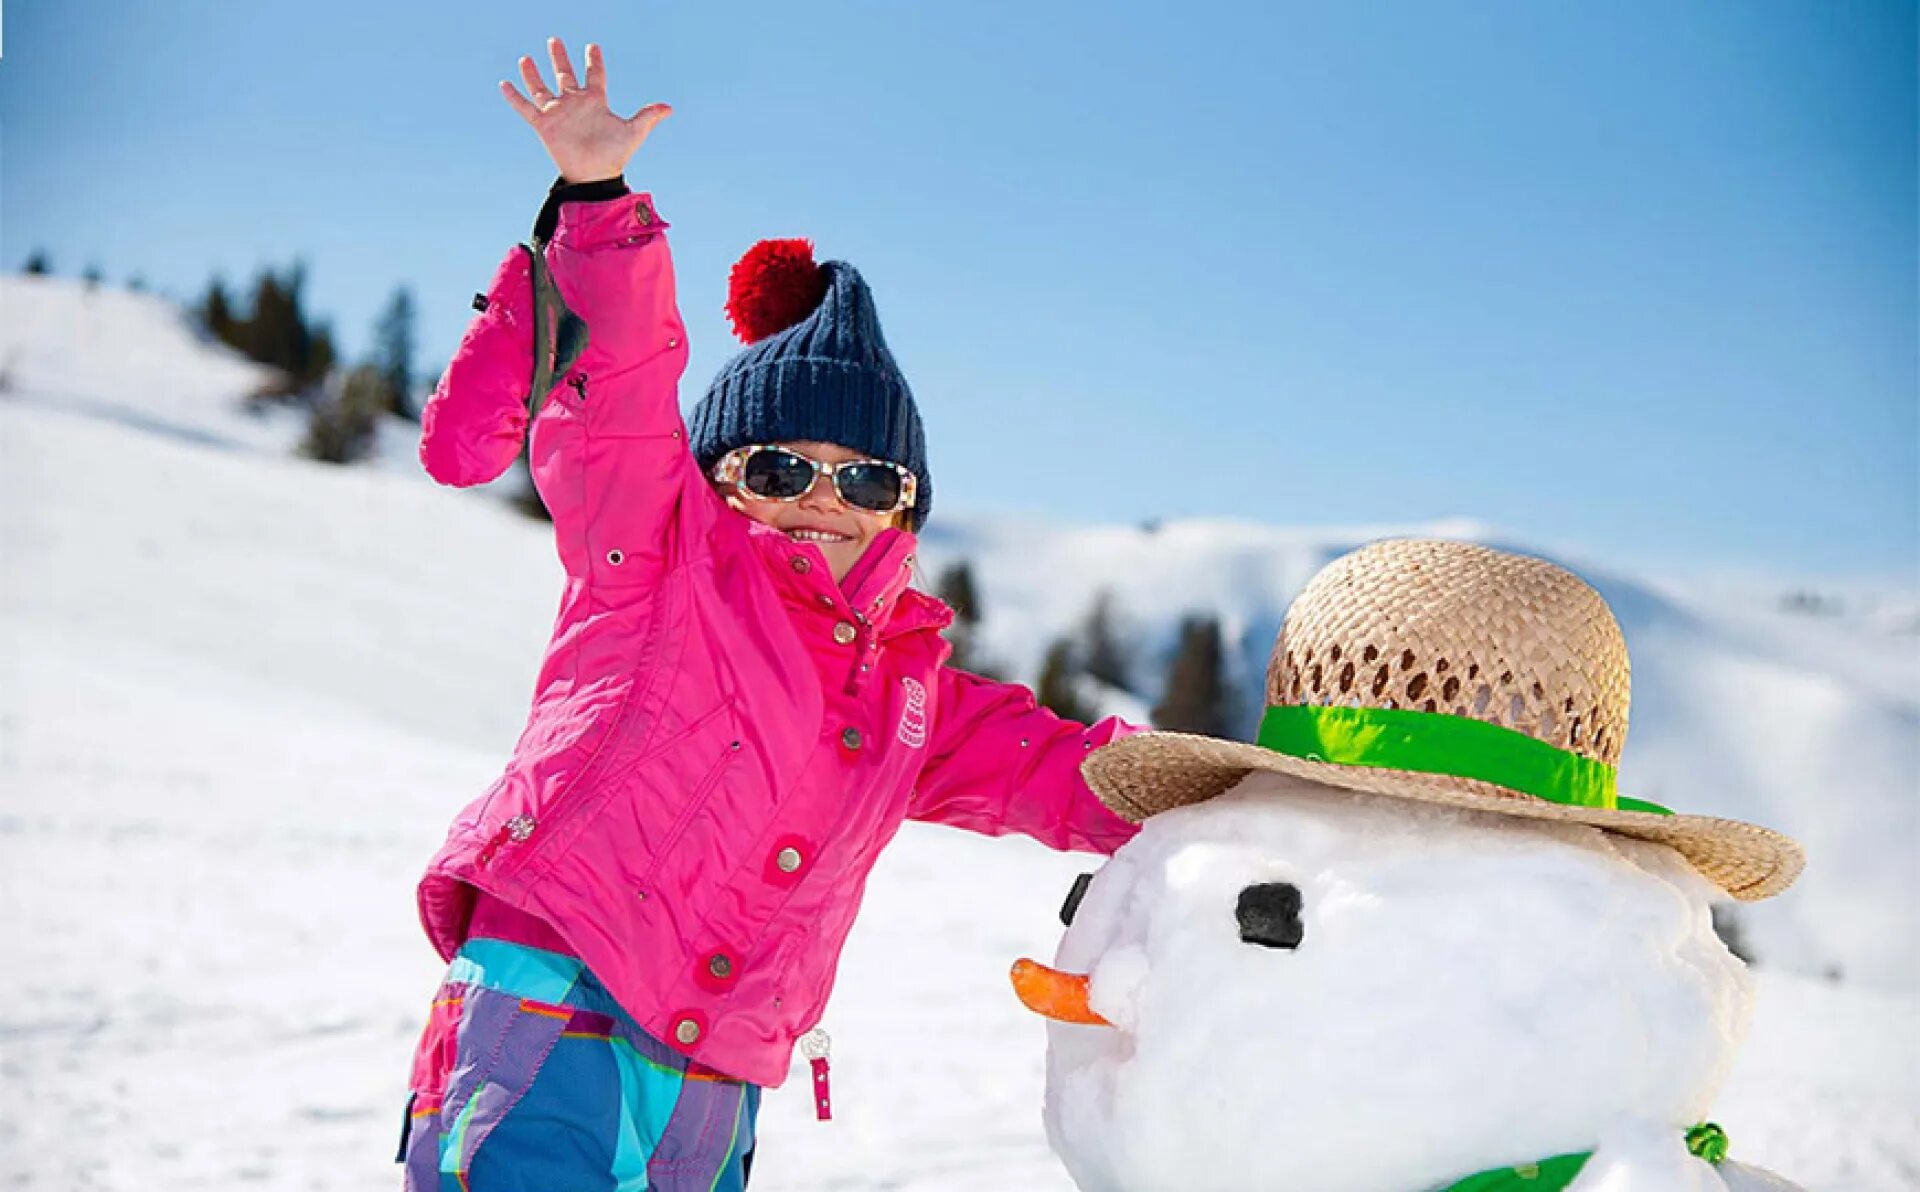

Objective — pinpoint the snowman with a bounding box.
[1011,539,1805,1192]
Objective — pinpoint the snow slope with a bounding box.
[2,276,1915,1188]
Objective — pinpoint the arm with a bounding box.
[416,242,536,488]
[420,39,701,588]
[416,174,640,488]
[908,667,1142,855]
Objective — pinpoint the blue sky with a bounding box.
[3,1,1913,578]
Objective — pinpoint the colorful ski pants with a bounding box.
[400,939,760,1191]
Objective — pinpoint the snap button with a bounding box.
[667,337,680,349]
[841,727,863,751]
[635,198,655,225]
[673,1018,701,1045]
[607,549,624,566]
[833,622,857,645]
[708,954,734,979]
[792,556,811,574]
[506,814,538,842]
[776,847,803,873]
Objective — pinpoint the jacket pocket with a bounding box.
[633,714,742,899]
[427,983,573,1183]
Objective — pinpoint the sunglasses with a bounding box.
[712,445,919,516]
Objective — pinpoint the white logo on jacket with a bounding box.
[897,677,929,749]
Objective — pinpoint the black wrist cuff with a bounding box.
[532,174,631,246]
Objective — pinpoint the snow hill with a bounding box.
[2,275,1915,1189]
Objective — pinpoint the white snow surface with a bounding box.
[2,277,1916,1189]
[1040,775,1757,1192]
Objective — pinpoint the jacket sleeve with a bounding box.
[418,179,703,589]
[416,244,536,488]
[907,667,1142,855]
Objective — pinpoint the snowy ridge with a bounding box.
[2,277,1914,1189]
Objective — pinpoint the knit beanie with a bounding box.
[689,239,932,529]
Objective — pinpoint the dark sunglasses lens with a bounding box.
[741,449,816,499]
[834,464,903,512]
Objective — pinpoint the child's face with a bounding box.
[715,440,905,583]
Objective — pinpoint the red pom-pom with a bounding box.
[726,238,830,344]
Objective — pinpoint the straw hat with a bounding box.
[1084,539,1804,901]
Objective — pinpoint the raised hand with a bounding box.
[500,38,672,183]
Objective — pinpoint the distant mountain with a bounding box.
[6,273,1913,988]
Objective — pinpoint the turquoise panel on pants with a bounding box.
[401,940,760,1191]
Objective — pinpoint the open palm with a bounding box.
[501,38,671,183]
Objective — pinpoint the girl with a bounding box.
[401,37,1138,1191]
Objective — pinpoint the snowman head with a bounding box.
[1018,771,1755,1192]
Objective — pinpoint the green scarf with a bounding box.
[1437,1123,1730,1191]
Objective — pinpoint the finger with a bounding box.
[499,80,542,124]
[625,102,673,144]
[583,42,605,94]
[518,56,553,104]
[548,37,580,92]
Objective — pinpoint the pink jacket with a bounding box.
[415,191,1138,1088]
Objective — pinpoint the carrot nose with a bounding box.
[1010,958,1111,1026]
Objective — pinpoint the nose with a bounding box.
[795,470,845,513]
[1009,959,1112,1026]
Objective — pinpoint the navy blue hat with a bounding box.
[690,240,931,529]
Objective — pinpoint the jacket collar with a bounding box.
[750,523,952,640]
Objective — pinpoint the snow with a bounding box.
[1568,1120,1792,1191]
[1034,775,1756,1192]
[2,276,1915,1189]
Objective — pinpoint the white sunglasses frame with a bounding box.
[710,444,919,515]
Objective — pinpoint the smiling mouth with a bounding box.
[786,528,853,544]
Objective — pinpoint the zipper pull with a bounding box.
[569,373,589,401]
[799,1027,832,1122]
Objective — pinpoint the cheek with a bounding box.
[850,514,894,542]
[714,486,777,524]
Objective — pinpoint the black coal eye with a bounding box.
[1060,873,1095,926]
[1236,882,1304,950]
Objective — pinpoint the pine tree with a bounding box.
[1081,589,1130,691]
[373,285,418,419]
[308,322,338,388]
[231,261,337,393]
[23,250,51,275]
[299,364,387,464]
[243,268,293,379]
[933,560,997,677]
[200,277,237,346]
[1154,614,1235,735]
[1035,637,1095,724]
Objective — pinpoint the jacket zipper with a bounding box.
[632,735,741,900]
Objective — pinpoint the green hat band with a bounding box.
[1257,705,1672,817]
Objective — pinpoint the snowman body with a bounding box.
[1041,772,1765,1192]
